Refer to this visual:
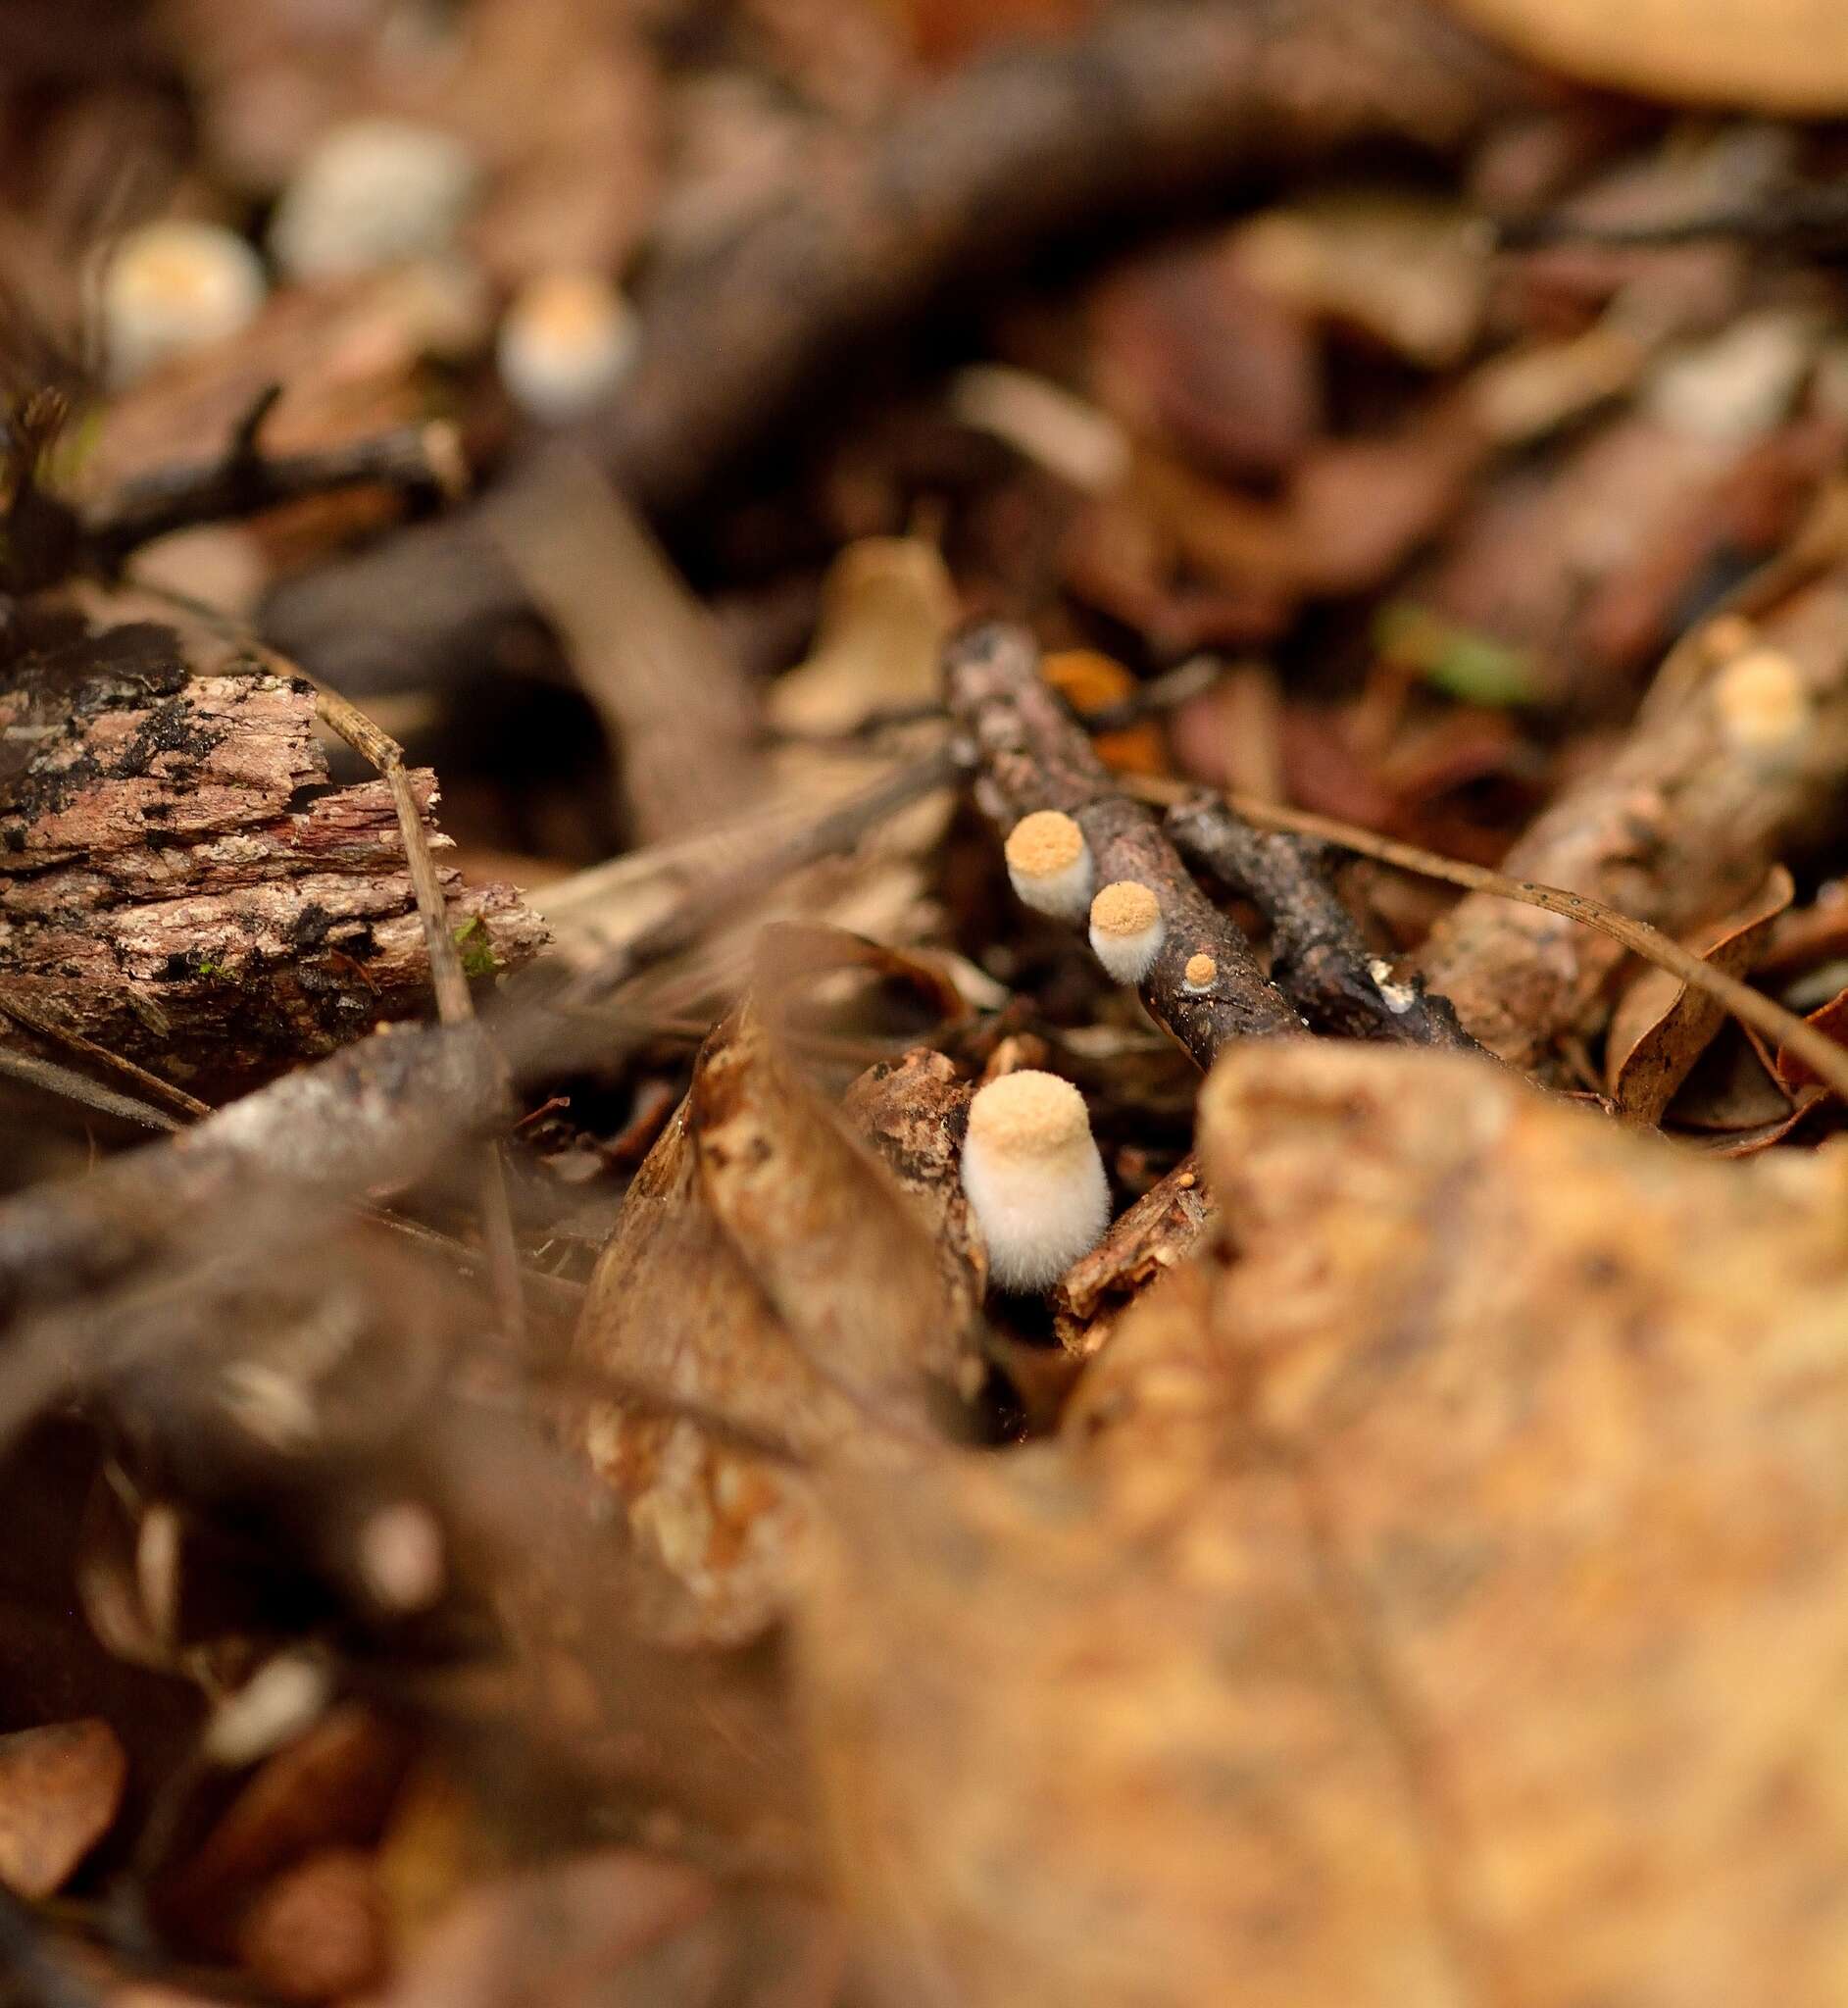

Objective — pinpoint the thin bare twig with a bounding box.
[0,1044,181,1131]
[0,993,211,1122]
[303,672,526,1349]
[85,386,465,560]
[0,1019,506,1330]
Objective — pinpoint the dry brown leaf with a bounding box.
[0,1717,125,1898]
[1233,190,1489,370]
[1082,1042,1848,2006]
[574,998,971,1642]
[1440,0,1848,111]
[1667,1023,1798,1134]
[156,1704,406,1944]
[236,1846,386,2002]
[768,538,957,736]
[368,1850,715,2008]
[1038,649,1167,776]
[1605,864,1791,1122]
[1087,238,1322,481]
[797,1433,1460,2008]
[1776,985,1848,1095]
[796,1041,1848,2006]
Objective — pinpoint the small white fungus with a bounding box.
[102,220,267,385]
[497,270,639,422]
[270,119,477,280]
[1004,809,1094,921]
[1368,955,1419,1015]
[1182,952,1218,995]
[960,1070,1111,1292]
[1088,880,1165,984]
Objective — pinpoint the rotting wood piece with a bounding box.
[0,588,544,1095]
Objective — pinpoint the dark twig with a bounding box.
[1494,182,1848,253]
[945,624,1305,1069]
[262,0,1523,693]
[0,993,212,1122]
[85,386,465,561]
[1127,776,1848,1106]
[0,1043,181,1131]
[1166,795,1485,1052]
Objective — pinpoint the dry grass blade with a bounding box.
[1131,777,1848,1108]
[302,668,525,1350]
[0,996,211,1123]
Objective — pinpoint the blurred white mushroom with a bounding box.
[960,1070,1111,1291]
[357,1500,446,1613]
[497,269,638,423]
[270,119,478,280]
[102,220,267,385]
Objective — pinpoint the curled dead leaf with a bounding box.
[1775,984,1848,1096]
[574,998,972,1642]
[0,1718,125,1899]
[1605,864,1791,1123]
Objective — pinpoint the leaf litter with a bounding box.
[10,1,1848,2002]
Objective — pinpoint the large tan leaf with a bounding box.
[1441,0,1848,111]
[796,1042,1848,2005]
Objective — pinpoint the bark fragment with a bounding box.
[0,586,544,1094]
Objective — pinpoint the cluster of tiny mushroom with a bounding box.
[100,117,639,420]
[962,808,1223,1294]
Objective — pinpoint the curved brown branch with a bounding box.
[262,0,1523,693]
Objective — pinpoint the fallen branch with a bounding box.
[0,588,545,1096]
[1149,784,1848,1111]
[85,386,465,562]
[945,623,1305,1069]
[0,1019,505,1332]
[261,0,1522,693]
[1165,795,1485,1052]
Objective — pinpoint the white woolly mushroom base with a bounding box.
[1090,913,1166,984]
[960,1137,1112,1291]
[1008,851,1095,922]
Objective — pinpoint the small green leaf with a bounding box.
[1374,602,1535,708]
[452,915,498,979]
